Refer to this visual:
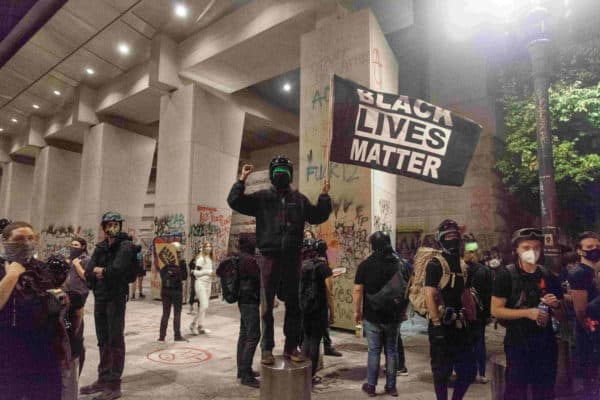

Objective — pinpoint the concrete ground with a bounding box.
[78,285,510,400]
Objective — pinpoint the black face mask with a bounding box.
[272,172,291,189]
[441,238,461,255]
[70,247,84,260]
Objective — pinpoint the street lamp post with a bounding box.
[526,3,572,395]
[526,4,561,274]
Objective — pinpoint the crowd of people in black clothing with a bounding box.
[1,155,599,400]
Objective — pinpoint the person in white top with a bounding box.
[190,241,215,335]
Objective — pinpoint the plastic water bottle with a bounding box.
[537,303,549,327]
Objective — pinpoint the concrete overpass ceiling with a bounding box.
[0,0,247,140]
[242,113,297,153]
[249,69,300,115]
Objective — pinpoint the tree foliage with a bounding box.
[496,81,600,234]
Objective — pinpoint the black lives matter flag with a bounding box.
[330,75,481,186]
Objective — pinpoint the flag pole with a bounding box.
[324,74,335,180]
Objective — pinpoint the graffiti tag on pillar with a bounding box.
[372,48,383,89]
[311,85,329,109]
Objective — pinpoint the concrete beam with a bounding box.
[178,0,336,92]
[150,34,182,91]
[199,85,299,137]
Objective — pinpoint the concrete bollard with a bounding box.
[260,356,312,400]
[490,354,506,400]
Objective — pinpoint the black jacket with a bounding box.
[85,233,136,300]
[227,181,332,252]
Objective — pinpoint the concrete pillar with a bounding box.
[31,146,81,230]
[30,146,83,259]
[78,123,156,244]
[300,9,398,329]
[0,161,34,222]
[155,83,245,261]
[395,37,508,252]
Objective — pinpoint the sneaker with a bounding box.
[312,375,323,386]
[385,386,398,397]
[198,328,211,334]
[240,376,260,388]
[476,375,489,384]
[190,323,198,335]
[80,380,105,395]
[361,383,376,397]
[157,337,165,342]
[324,348,343,357]
[261,351,275,365]
[174,336,188,342]
[284,349,307,363]
[397,367,408,376]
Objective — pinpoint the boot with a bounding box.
[80,380,105,395]
[261,351,275,365]
[94,381,122,400]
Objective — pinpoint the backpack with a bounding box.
[407,247,468,317]
[366,258,409,312]
[162,264,181,289]
[299,258,324,315]
[216,256,241,304]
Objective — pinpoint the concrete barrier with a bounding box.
[260,356,312,400]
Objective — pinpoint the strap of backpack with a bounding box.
[506,264,524,308]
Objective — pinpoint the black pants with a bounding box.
[302,310,327,376]
[428,324,476,400]
[323,327,333,351]
[237,303,260,378]
[259,251,301,353]
[94,294,126,383]
[504,333,557,400]
[160,289,183,339]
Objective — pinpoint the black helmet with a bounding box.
[436,219,460,243]
[370,231,391,252]
[0,218,12,232]
[101,211,124,224]
[47,254,70,287]
[269,155,293,184]
[511,228,542,248]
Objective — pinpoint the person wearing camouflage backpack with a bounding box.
[419,219,476,400]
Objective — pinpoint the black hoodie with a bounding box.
[85,232,136,300]
[227,181,332,253]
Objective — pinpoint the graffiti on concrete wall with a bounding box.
[373,198,393,237]
[38,225,96,261]
[153,213,186,237]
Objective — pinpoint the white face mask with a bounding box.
[489,258,501,268]
[519,249,540,265]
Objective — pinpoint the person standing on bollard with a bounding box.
[228,156,332,365]
[491,228,565,400]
